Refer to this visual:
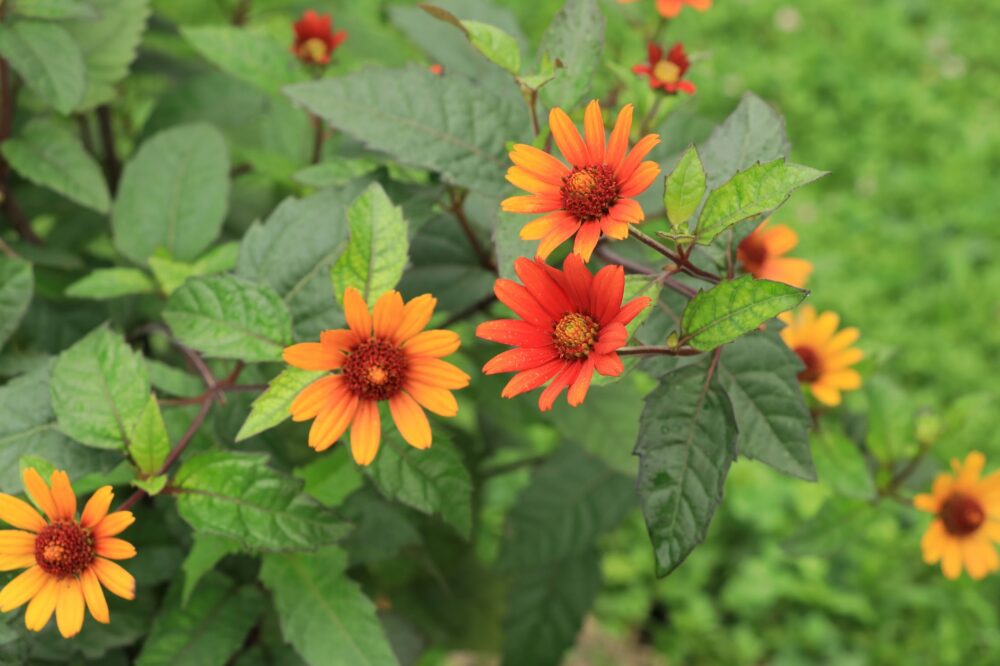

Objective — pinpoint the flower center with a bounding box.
[34,521,95,578]
[560,165,620,222]
[940,493,985,536]
[298,37,330,63]
[553,313,600,359]
[342,339,408,401]
[737,233,768,273]
[793,345,823,383]
[653,60,682,84]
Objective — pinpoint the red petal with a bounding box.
[538,362,581,411]
[566,357,596,406]
[501,359,565,399]
[594,322,628,354]
[590,264,625,325]
[514,259,574,318]
[476,319,553,347]
[483,346,559,375]
[494,279,555,328]
[612,296,653,327]
[560,253,594,313]
[593,353,624,377]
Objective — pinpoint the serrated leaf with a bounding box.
[174,451,351,551]
[260,546,398,666]
[537,0,605,109]
[1,118,110,213]
[113,123,229,264]
[0,257,32,351]
[51,325,150,449]
[812,422,875,499]
[331,183,409,305]
[234,367,323,442]
[64,0,149,111]
[366,430,472,538]
[718,330,815,480]
[129,395,170,475]
[136,572,264,666]
[65,267,155,300]
[10,0,100,20]
[665,146,706,229]
[295,448,363,507]
[181,25,308,97]
[699,91,790,188]
[284,66,530,197]
[181,534,242,606]
[681,276,807,351]
[163,275,292,363]
[696,158,826,244]
[148,242,239,296]
[635,361,738,576]
[0,20,84,113]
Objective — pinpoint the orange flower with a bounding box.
[632,42,696,95]
[284,288,469,465]
[291,10,347,65]
[619,0,713,19]
[778,306,862,407]
[914,452,1000,580]
[501,100,661,262]
[0,469,136,638]
[737,219,813,288]
[476,254,651,410]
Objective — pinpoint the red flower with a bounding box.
[291,10,347,65]
[429,64,444,76]
[476,255,652,411]
[633,43,696,95]
[619,0,713,19]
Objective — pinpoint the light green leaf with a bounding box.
[181,534,242,606]
[65,267,155,300]
[148,242,239,296]
[234,367,323,442]
[295,448,363,507]
[0,256,33,351]
[293,158,379,188]
[681,276,807,351]
[366,430,472,538]
[9,0,100,20]
[132,474,167,496]
[635,361,738,576]
[174,451,351,551]
[331,183,409,305]
[813,422,875,499]
[181,25,308,96]
[129,395,170,476]
[665,146,706,229]
[699,91,790,188]
[113,123,230,264]
[1,118,110,213]
[163,275,292,363]
[146,358,203,399]
[0,20,84,114]
[418,6,522,75]
[260,546,398,666]
[284,66,530,197]
[136,572,265,666]
[51,325,151,449]
[537,0,605,109]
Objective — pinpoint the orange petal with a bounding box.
[572,222,602,262]
[583,99,606,164]
[80,486,113,529]
[567,357,596,406]
[536,218,581,259]
[48,471,76,522]
[95,537,137,560]
[308,393,358,451]
[605,104,634,170]
[342,287,372,339]
[608,198,645,223]
[538,363,580,411]
[319,329,360,352]
[404,330,461,358]
[500,359,565,399]
[55,577,85,638]
[520,211,573,241]
[619,161,661,198]
[282,342,344,371]
[91,512,134,540]
[759,223,799,255]
[290,375,346,422]
[22,469,57,522]
[24,576,58,632]
[389,392,432,450]
[404,381,460,417]
[549,107,589,167]
[0,494,47,532]
[0,530,36,557]
[407,358,471,389]
[616,135,661,183]
[509,144,570,184]
[656,0,683,18]
[92,557,135,600]
[372,290,404,340]
[80,568,109,624]
[483,346,559,375]
[501,194,562,214]
[0,554,36,571]
[349,400,381,466]
[0,565,47,611]
[507,166,560,195]
[394,294,437,343]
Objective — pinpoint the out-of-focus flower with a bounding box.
[737,219,813,287]
[429,64,444,75]
[292,10,347,65]
[502,100,660,262]
[619,0,713,20]
[778,305,862,406]
[632,43,697,95]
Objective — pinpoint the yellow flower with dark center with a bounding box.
[778,305,863,406]
[914,452,1000,580]
[0,469,136,638]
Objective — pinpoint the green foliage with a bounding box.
[128,395,170,476]
[181,25,308,97]
[180,535,241,607]
[665,146,707,230]
[9,0,100,20]
[698,91,790,188]
[538,0,605,109]
[0,257,32,350]
[0,21,84,114]
[235,367,323,442]
[65,267,156,299]
[420,6,522,75]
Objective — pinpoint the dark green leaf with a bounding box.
[295,447,363,507]
[181,25,308,97]
[65,267,155,300]
[665,146,706,229]
[234,367,323,442]
[0,257,32,351]
[180,534,242,606]
[0,20,84,113]
[537,0,605,109]
[698,91,790,188]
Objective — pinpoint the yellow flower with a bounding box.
[0,469,136,638]
[914,452,1000,580]
[778,305,863,406]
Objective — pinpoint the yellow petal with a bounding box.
[22,468,58,522]
[91,512,135,540]
[80,568,109,624]
[404,382,459,418]
[80,486,113,529]
[407,358,471,390]
[0,529,36,557]
[0,565,48,611]
[404,330,461,359]
[389,392,432,450]
[96,537,137,560]
[55,577,85,638]
[49,471,76,522]
[0,494,47,532]
[394,294,437,343]
[24,576,58,632]
[349,400,381,466]
[92,558,135,600]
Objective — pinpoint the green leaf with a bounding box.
[331,183,409,305]
[51,325,151,449]
[132,474,167,496]
[635,361,738,576]
[718,330,815,480]
[113,123,230,264]
[0,20,84,114]
[681,275,807,351]
[136,572,265,666]
[1,118,110,213]
[163,275,292,363]
[340,488,421,566]
[418,6,522,75]
[783,497,874,557]
[293,158,379,188]
[148,242,239,296]
[698,91,790,188]
[665,146,706,229]
[537,0,605,109]
[129,395,170,476]
[234,367,323,442]
[65,267,155,300]
[493,208,536,281]
[0,256,33,351]
[9,0,100,20]
[259,546,398,666]
[696,158,826,244]
[366,430,472,538]
[284,66,530,197]
[296,447,363,508]
[181,25,308,97]
[174,451,351,551]
[180,534,242,606]
[812,422,875,499]
[64,0,149,111]
[593,274,661,387]
[146,358,203,399]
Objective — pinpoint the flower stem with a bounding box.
[617,345,702,356]
[629,228,720,284]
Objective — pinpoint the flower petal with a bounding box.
[373,290,405,340]
[408,358,471,389]
[566,357,596,406]
[55,577,85,638]
[494,279,556,328]
[605,104,634,170]
[507,166,560,195]
[0,494,47,532]
[48,471,76,522]
[514,258,575,317]
[389,392,432,450]
[616,136,661,183]
[500,359,565,399]
[91,512,134,540]
[349,400,381,466]
[483,347,559,375]
[591,264,626,325]
[0,565,47,611]
[290,375,346,422]
[404,330,461,358]
[92,557,135,600]
[282,342,344,371]
[80,486,113,529]
[395,294,437,343]
[583,99,606,164]
[476,320,553,347]
[593,352,625,377]
[95,537,137,560]
[536,217,581,259]
[572,222,602,262]
[549,107,589,167]
[24,576,58,632]
[404,381,460,417]
[0,530,36,557]
[80,568,109,624]
[510,144,570,184]
[502,194,562,214]
[538,362,581,411]
[22,468,57,522]
[619,161,661,198]
[308,393,358,451]
[342,287,372,339]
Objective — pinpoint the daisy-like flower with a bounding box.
[283,288,469,465]
[914,452,1000,580]
[501,100,661,262]
[778,306,863,407]
[619,0,712,19]
[0,469,136,638]
[632,43,697,95]
[737,219,813,287]
[476,254,651,410]
[291,10,347,65]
